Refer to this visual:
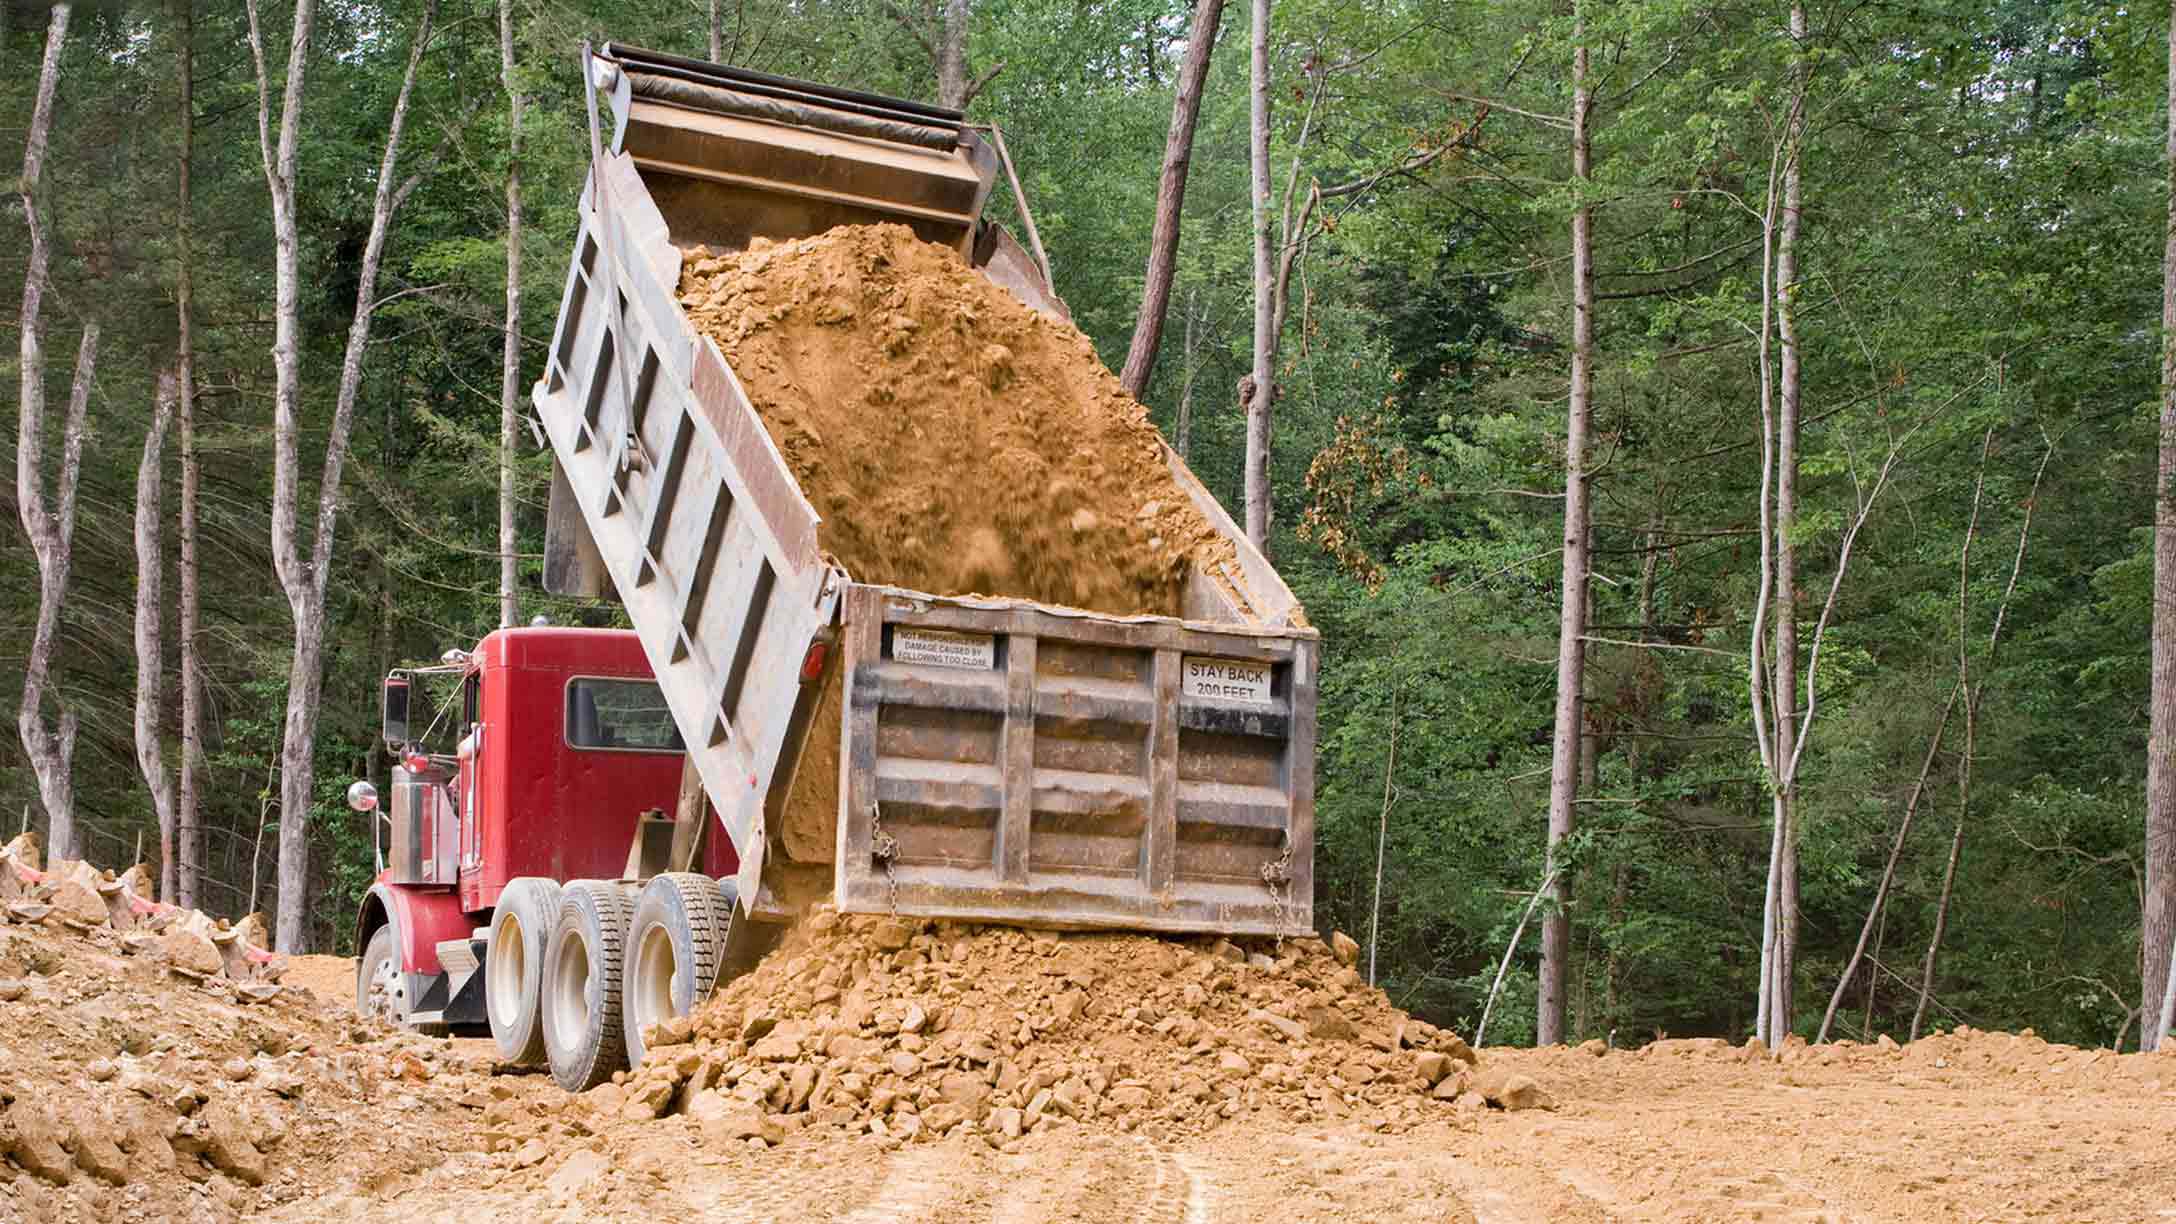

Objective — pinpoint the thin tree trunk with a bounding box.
[15,3,82,863]
[1819,430,2044,1042]
[499,0,524,629]
[1175,289,1199,459]
[1863,892,1887,1036]
[708,0,722,62]
[250,0,437,951]
[136,373,179,891]
[1912,681,1974,1040]
[1119,0,1224,398]
[1477,867,1559,1048]
[1538,8,1594,1048]
[1243,0,1273,549]
[1909,431,2053,1040]
[176,0,204,909]
[1816,685,1958,1042]
[1366,680,1401,988]
[2149,0,2176,1044]
[1761,1,1809,1048]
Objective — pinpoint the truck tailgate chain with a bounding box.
[1263,832,1297,932]
[869,799,900,915]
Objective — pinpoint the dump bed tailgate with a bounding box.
[835,587,1316,937]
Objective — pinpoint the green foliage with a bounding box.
[0,0,2166,1047]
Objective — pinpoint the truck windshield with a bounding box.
[565,677,684,752]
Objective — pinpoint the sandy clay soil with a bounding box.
[7,902,2176,1224]
[274,1031,2176,1224]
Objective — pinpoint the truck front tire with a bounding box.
[356,923,406,1022]
[542,880,635,1093]
[486,877,563,1066]
[623,873,736,1068]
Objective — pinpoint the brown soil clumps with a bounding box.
[676,223,1229,617]
[603,910,1507,1149]
[0,866,538,1222]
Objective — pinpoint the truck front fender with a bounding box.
[359,881,473,978]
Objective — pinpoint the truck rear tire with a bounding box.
[623,873,738,1068]
[542,880,635,1093]
[486,877,562,1066]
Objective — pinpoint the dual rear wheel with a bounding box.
[488,873,765,1093]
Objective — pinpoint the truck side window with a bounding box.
[565,678,684,752]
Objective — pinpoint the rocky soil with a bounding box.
[587,911,1543,1152]
[7,847,2176,1221]
[0,908,548,1224]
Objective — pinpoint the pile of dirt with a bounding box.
[0,842,543,1222]
[1629,1022,2176,1091]
[580,911,1550,1152]
[676,223,1232,618]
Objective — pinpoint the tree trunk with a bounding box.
[176,0,204,909]
[1118,0,1224,398]
[251,0,437,951]
[499,0,524,629]
[1243,0,1273,549]
[2158,901,2176,1049]
[1537,11,1594,1048]
[937,0,969,108]
[15,3,82,862]
[136,373,179,892]
[2148,0,2176,1046]
[1765,3,1806,1044]
[708,0,722,62]
[1754,2,1808,1049]
[20,329,97,866]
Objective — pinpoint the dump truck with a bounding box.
[347,45,1319,1094]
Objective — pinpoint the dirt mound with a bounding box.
[1628,1022,2176,1091]
[586,911,1531,1151]
[0,841,545,1221]
[676,223,1229,617]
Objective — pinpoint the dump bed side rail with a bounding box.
[534,153,843,910]
[835,586,1317,937]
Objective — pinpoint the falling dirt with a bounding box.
[677,222,1240,865]
[676,222,1230,618]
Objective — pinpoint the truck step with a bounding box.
[436,936,484,977]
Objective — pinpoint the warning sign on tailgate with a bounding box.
[892,627,996,670]
[1182,656,1274,704]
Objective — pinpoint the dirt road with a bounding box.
[272,1033,2176,1224]
[11,907,2176,1224]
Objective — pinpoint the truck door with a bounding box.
[458,670,483,874]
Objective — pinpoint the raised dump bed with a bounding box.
[534,45,1316,937]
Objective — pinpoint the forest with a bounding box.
[4,0,2175,1055]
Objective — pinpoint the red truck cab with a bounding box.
[352,627,734,1029]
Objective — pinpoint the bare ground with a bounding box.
[271,1018,2176,1224]
[9,909,2176,1224]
